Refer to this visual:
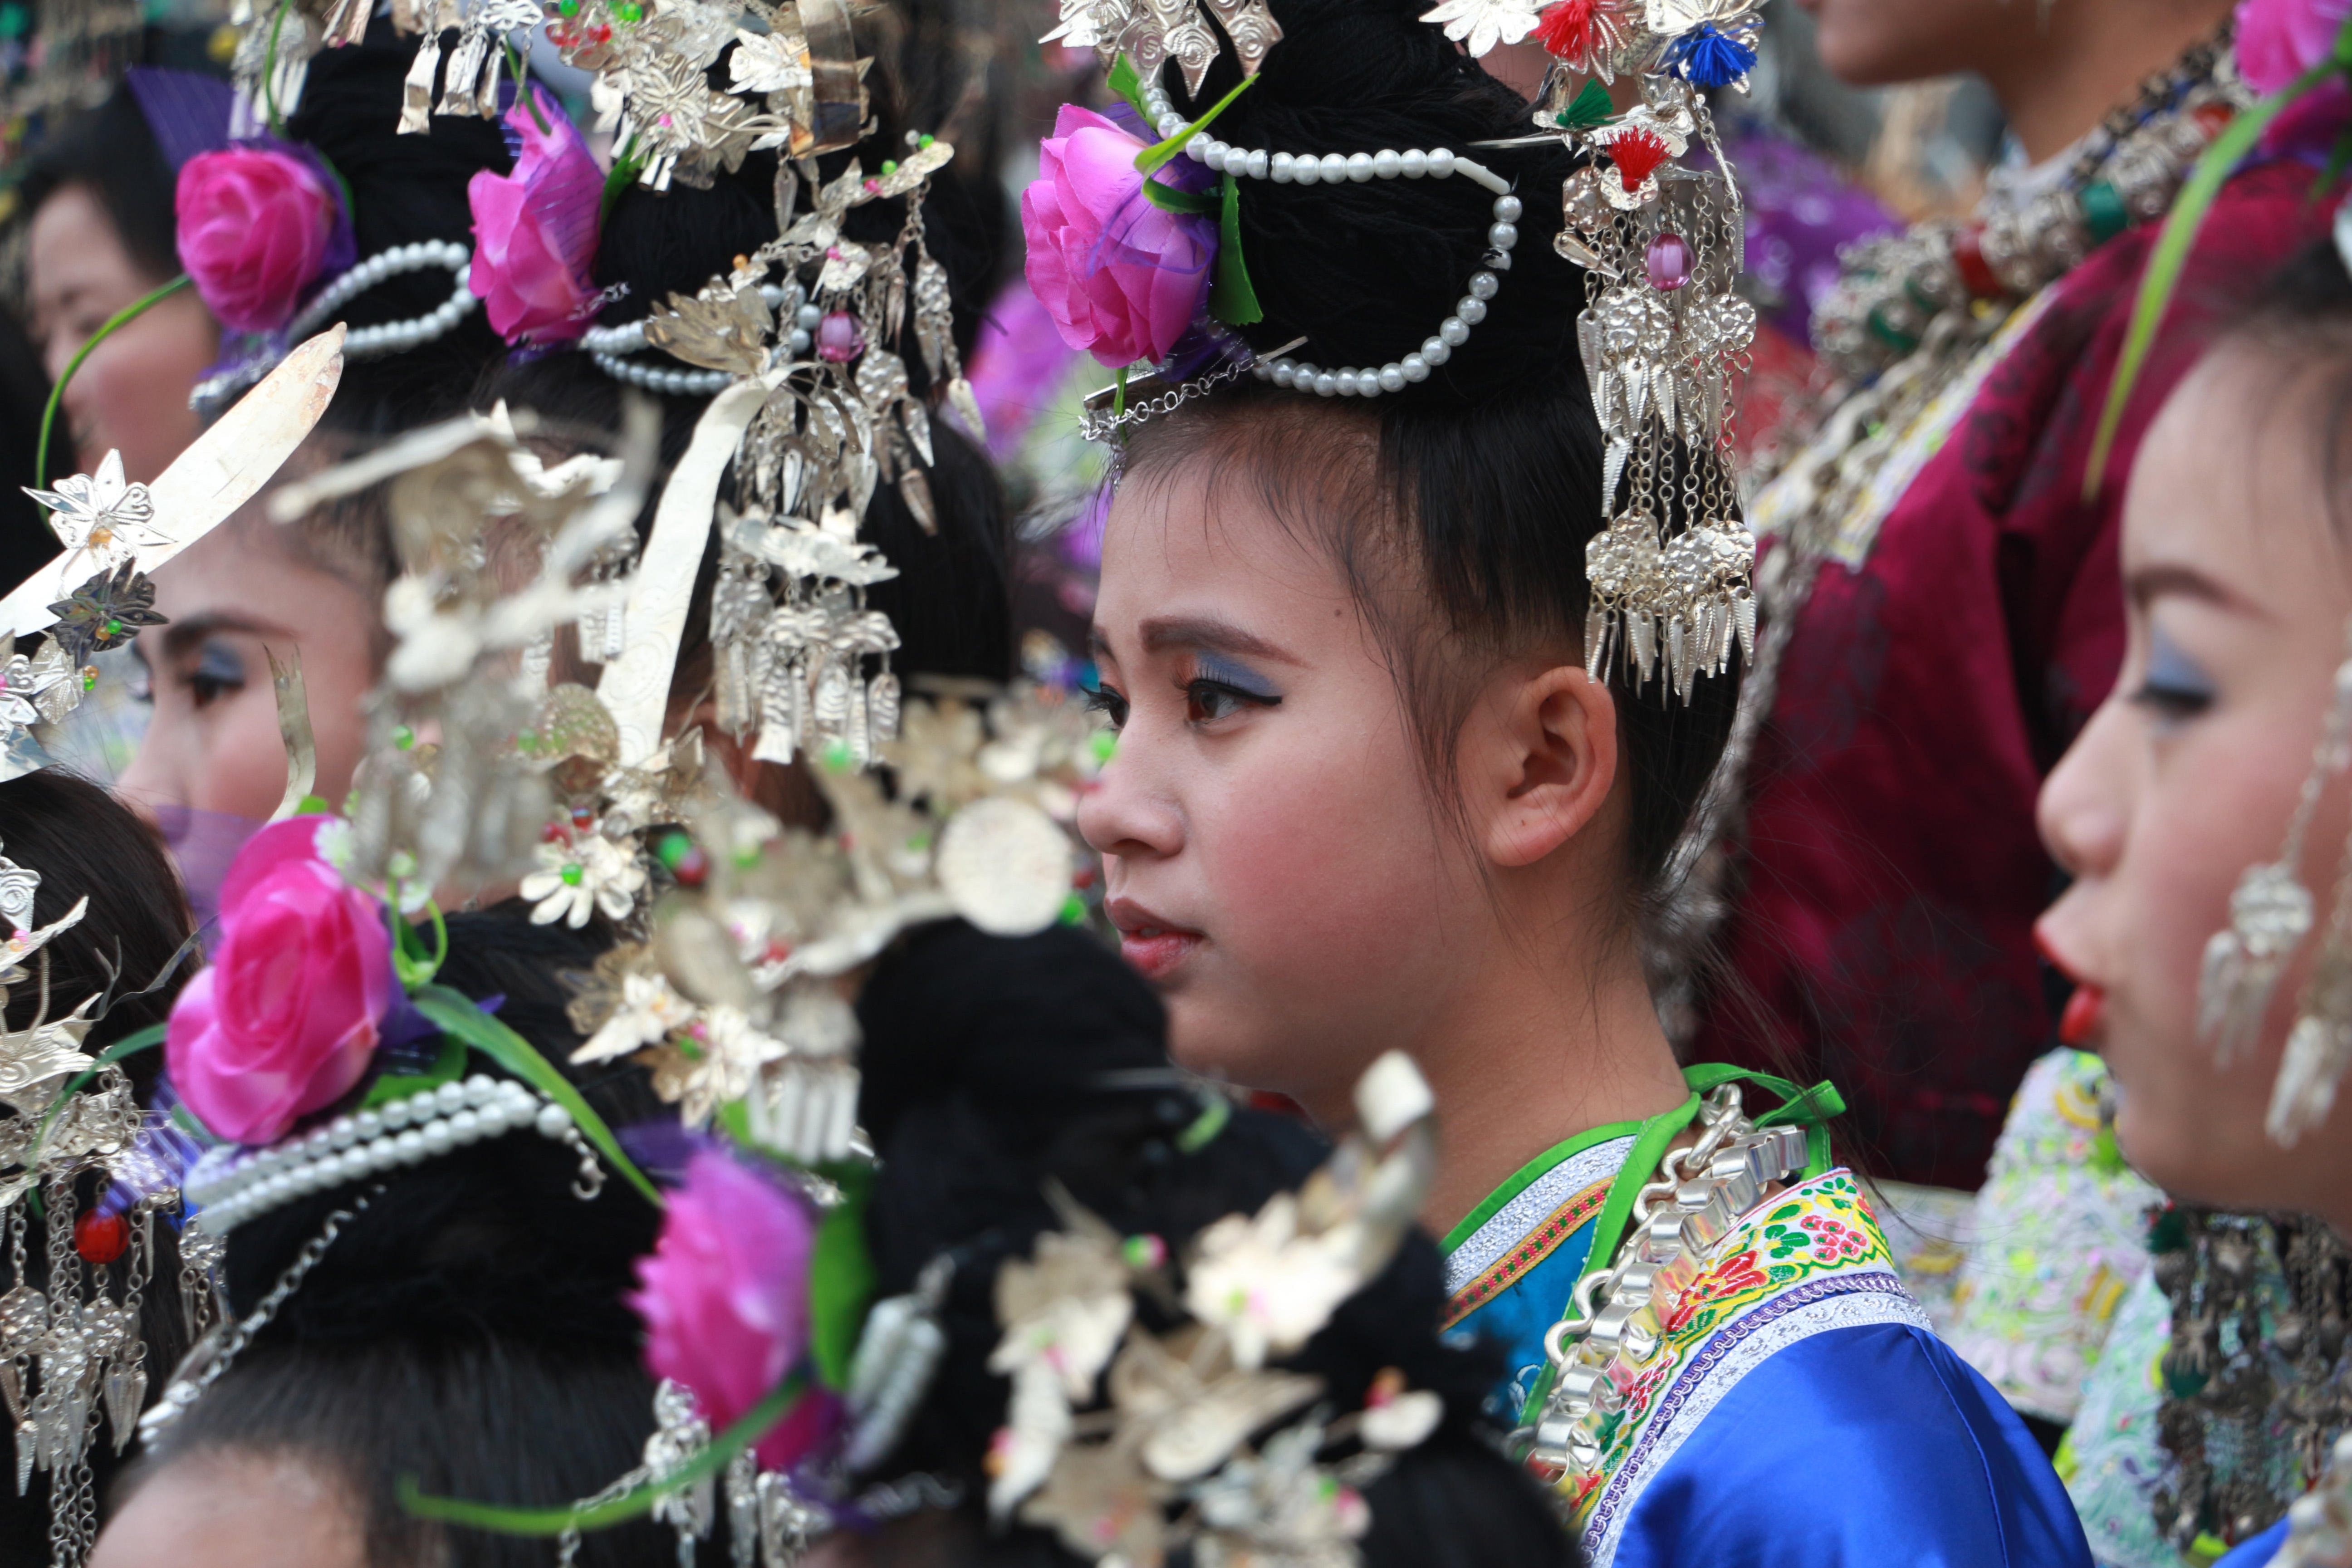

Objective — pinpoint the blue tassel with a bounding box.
[1665,24,1756,90]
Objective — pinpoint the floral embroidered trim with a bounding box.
[1550,1171,1907,1529]
[1443,1176,1612,1330]
[1445,1133,1636,1293]
[1583,1272,1929,1568]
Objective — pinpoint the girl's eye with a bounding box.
[1084,682,1130,730]
[187,644,248,711]
[2130,624,2215,721]
[1182,678,1281,725]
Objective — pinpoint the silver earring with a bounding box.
[2199,623,2352,1065]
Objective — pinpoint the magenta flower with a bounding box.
[468,89,603,346]
[176,147,340,335]
[1021,103,1216,369]
[165,817,395,1146]
[630,1150,820,1469]
[2237,0,2352,92]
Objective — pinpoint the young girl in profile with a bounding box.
[1065,0,2089,1561]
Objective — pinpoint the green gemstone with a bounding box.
[558,0,578,11]
[100,618,122,638]
[1090,731,1117,764]
[616,1,642,19]
[1864,306,1919,356]
[393,724,416,750]
[559,862,585,887]
[79,671,95,691]
[919,133,935,149]
[822,739,854,773]
[906,832,931,854]
[2080,180,2129,245]
[516,728,539,754]
[733,844,760,869]
[656,832,692,870]
[1058,893,1087,926]
[881,159,898,175]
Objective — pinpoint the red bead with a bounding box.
[1951,225,2001,298]
[74,1211,127,1265]
[542,821,569,843]
[672,847,709,887]
[588,21,611,42]
[2192,103,2233,140]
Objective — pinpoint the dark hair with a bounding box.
[0,768,192,1062]
[1120,0,1738,915]
[853,919,1578,1568]
[282,23,514,438]
[133,909,676,1568]
[0,771,194,1568]
[2218,236,2352,542]
[17,87,181,284]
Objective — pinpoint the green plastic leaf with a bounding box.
[1556,79,1617,131]
[1142,178,1219,216]
[2084,53,2339,498]
[1134,72,1258,177]
[1211,172,1263,326]
[360,1032,466,1112]
[401,1371,807,1535]
[806,1162,874,1392]
[412,984,664,1208]
[600,141,646,225]
[1107,54,1152,123]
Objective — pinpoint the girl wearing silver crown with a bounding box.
[1054,0,2089,1560]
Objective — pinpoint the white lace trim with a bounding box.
[1585,1273,1932,1568]
[1445,1135,1637,1295]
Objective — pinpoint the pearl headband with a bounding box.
[1135,74,1522,401]
[583,282,813,397]
[190,240,480,412]
[181,1071,605,1237]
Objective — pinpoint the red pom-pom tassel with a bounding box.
[1610,129,1671,193]
[1536,0,1602,62]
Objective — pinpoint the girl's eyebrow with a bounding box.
[1136,615,1298,665]
[2125,559,2269,620]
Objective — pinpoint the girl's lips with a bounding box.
[1119,927,1202,983]
[2059,985,2107,1048]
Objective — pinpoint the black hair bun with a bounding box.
[219,909,659,1352]
[1173,0,1583,402]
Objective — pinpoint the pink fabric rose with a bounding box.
[631,1150,821,1469]
[176,147,339,335]
[166,817,395,1147]
[469,89,604,346]
[2238,0,2352,91]
[1022,103,1216,368]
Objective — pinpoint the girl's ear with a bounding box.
[1462,662,1621,869]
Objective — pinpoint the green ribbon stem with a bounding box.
[1134,71,1259,177]
[505,45,552,134]
[36,274,192,492]
[411,983,664,1208]
[1212,171,1262,325]
[400,1372,808,1535]
[2084,42,2345,498]
[1107,54,1153,124]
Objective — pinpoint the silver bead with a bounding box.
[1422,335,1450,363]
[1439,317,1470,346]
[1378,364,1406,392]
[1458,296,1489,325]
[1320,152,1348,182]
[450,1109,482,1146]
[1346,151,1374,182]
[1401,353,1430,382]
[787,328,811,353]
[1333,368,1358,396]
[1494,194,1523,222]
[396,1129,427,1164]
[1158,114,1185,139]
[435,1081,466,1113]
[797,303,822,329]
[1272,151,1296,182]
[1429,147,1455,178]
[1202,142,1226,172]
[1401,149,1428,177]
[1372,149,1401,178]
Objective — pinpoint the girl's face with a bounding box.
[116,515,380,834]
[1078,461,1482,1117]
[26,183,216,484]
[92,1450,363,1568]
[2038,348,2352,1219]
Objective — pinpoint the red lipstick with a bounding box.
[1105,897,1203,984]
[2059,985,2107,1047]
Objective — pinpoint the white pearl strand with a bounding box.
[188,240,481,410]
[183,1073,589,1236]
[585,283,809,396]
[1137,78,1523,399]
